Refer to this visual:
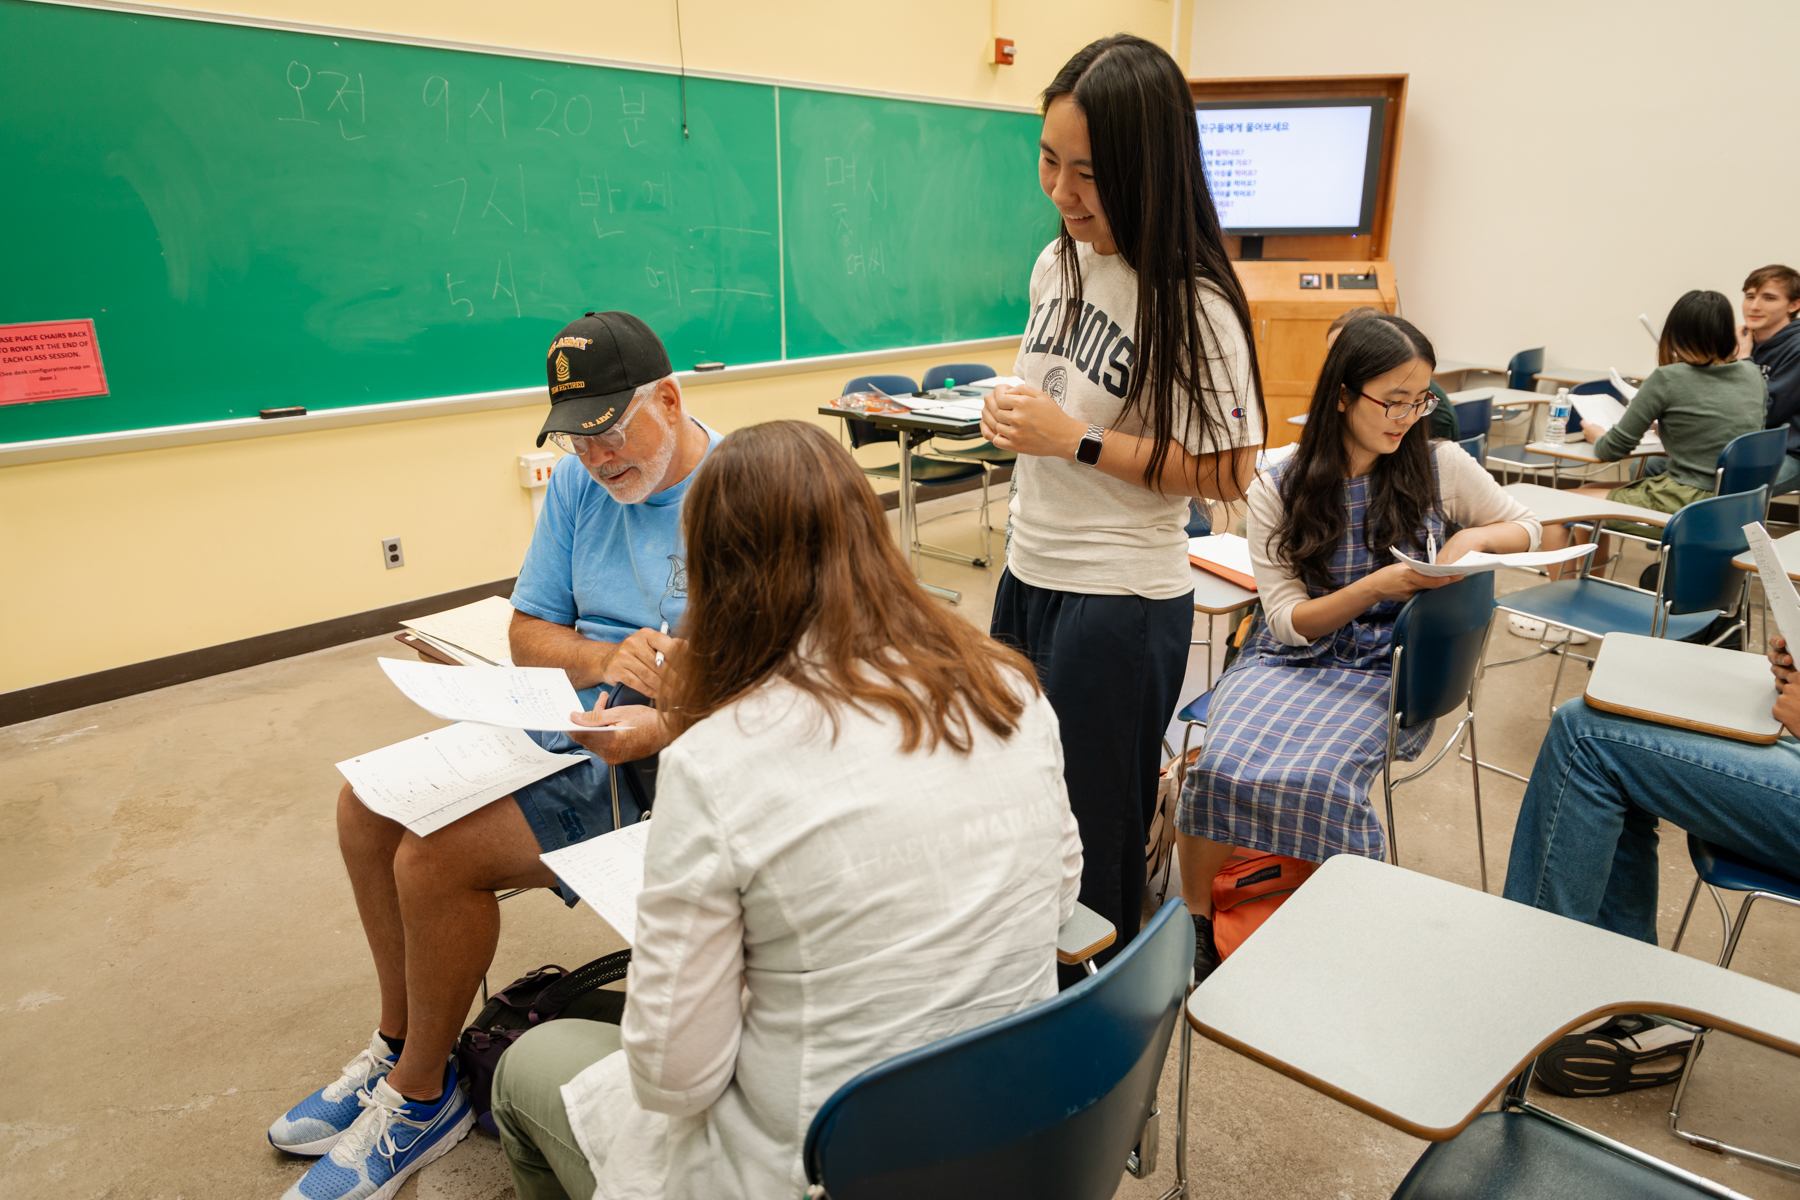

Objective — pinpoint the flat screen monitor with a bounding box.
[1195,98,1386,236]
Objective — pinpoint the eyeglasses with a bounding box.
[1359,391,1440,421]
[546,397,647,454]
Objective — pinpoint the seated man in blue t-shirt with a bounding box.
[269,312,718,1194]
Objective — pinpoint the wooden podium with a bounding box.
[1190,75,1409,447]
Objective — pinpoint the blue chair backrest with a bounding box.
[1505,347,1545,393]
[1391,569,1495,729]
[1659,488,1767,617]
[1569,378,1625,401]
[842,374,918,450]
[804,899,1194,1200]
[1452,396,1492,439]
[1457,432,1489,467]
[922,362,997,391]
[1715,428,1787,498]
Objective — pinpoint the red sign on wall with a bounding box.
[0,319,109,405]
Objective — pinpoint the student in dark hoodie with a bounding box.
[1738,263,1800,496]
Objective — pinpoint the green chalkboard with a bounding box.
[0,0,1056,445]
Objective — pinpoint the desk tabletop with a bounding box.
[816,403,979,436]
[1434,358,1505,376]
[1187,855,1800,1142]
[1732,528,1800,579]
[1501,482,1670,528]
[1192,565,1257,613]
[1524,438,1662,462]
[1586,633,1782,743]
[1533,367,1611,385]
[1446,386,1552,407]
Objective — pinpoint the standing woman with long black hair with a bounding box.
[982,34,1264,965]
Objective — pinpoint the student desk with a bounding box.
[1191,565,1257,691]
[1585,632,1782,744]
[1523,437,1663,487]
[1186,854,1800,1142]
[1732,528,1800,580]
[817,403,982,604]
[1447,387,1551,450]
[1533,367,1613,387]
[1501,482,1670,532]
[1433,359,1507,390]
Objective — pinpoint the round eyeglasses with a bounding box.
[546,397,647,454]
[1359,391,1440,421]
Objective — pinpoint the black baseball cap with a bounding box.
[536,311,673,447]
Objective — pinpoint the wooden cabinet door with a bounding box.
[1251,299,1393,448]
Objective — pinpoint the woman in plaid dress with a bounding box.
[1175,315,1540,980]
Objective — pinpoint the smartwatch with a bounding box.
[1075,423,1106,467]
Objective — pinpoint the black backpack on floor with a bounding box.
[456,949,631,1134]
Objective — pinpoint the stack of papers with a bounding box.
[1390,542,1596,578]
[377,657,603,733]
[401,596,516,666]
[1189,534,1256,590]
[338,723,585,835]
[542,822,653,944]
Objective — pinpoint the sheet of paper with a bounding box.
[378,657,600,732]
[1745,523,1800,648]
[904,399,985,420]
[1189,534,1254,575]
[402,595,516,666]
[964,374,1025,389]
[338,722,585,836]
[1390,542,1597,578]
[542,822,654,944]
[1608,368,1639,402]
[406,629,488,667]
[1569,391,1627,429]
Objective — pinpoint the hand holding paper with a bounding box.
[1390,542,1597,578]
[378,657,606,732]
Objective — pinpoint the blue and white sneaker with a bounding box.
[268,1031,398,1156]
[281,1062,474,1200]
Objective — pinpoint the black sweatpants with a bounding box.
[990,569,1193,975]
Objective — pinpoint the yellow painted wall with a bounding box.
[1,0,1184,695]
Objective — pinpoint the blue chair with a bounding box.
[841,375,991,567]
[1667,833,1800,1174]
[1492,489,1765,715]
[1452,395,1492,440]
[1457,432,1489,467]
[922,362,1014,532]
[803,898,1196,1200]
[1505,347,1546,393]
[1383,570,1497,890]
[1715,427,1787,500]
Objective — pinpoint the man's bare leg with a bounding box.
[384,796,558,1100]
[337,783,409,1042]
[1176,831,1236,920]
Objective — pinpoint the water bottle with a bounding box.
[1547,388,1571,442]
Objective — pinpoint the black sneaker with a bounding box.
[1192,913,1221,985]
[1536,1014,1695,1097]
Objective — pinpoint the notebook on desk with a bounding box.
[1189,534,1257,590]
[1585,633,1781,744]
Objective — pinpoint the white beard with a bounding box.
[589,406,676,504]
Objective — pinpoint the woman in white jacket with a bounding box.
[489,420,1083,1200]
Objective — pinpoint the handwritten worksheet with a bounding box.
[378,657,599,732]
[541,821,653,944]
[338,722,585,836]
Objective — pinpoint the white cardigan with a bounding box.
[560,673,1082,1200]
[1248,441,1543,646]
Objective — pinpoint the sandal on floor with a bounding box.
[1535,1014,1695,1097]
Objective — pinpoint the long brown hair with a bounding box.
[662,421,1037,752]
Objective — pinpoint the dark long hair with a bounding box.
[1041,35,1264,494]
[1272,314,1440,592]
[1658,290,1737,367]
[663,421,1037,753]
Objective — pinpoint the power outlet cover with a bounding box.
[381,537,404,569]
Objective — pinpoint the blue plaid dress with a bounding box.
[1177,461,1445,864]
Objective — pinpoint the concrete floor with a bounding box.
[3,488,1797,1199]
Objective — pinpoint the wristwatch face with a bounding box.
[1076,431,1103,466]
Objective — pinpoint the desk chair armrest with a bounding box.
[1057,902,1117,965]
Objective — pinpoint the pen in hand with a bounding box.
[655,620,668,668]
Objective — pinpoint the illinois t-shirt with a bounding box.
[1007,240,1263,599]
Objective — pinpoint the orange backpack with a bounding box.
[1209,850,1319,959]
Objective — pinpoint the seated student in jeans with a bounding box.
[1522,290,1766,608]
[1738,263,1800,497]
[1174,314,1539,982]
[268,312,719,1200]
[1502,638,1800,1096]
[489,421,1082,1200]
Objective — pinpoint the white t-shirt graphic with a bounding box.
[1008,240,1263,599]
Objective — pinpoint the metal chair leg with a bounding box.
[1158,1007,1193,1200]
[1465,716,1489,894]
[1671,876,1703,953]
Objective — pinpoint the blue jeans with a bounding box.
[1773,451,1800,498]
[1502,699,1800,944]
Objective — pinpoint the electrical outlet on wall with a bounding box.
[381,537,404,569]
